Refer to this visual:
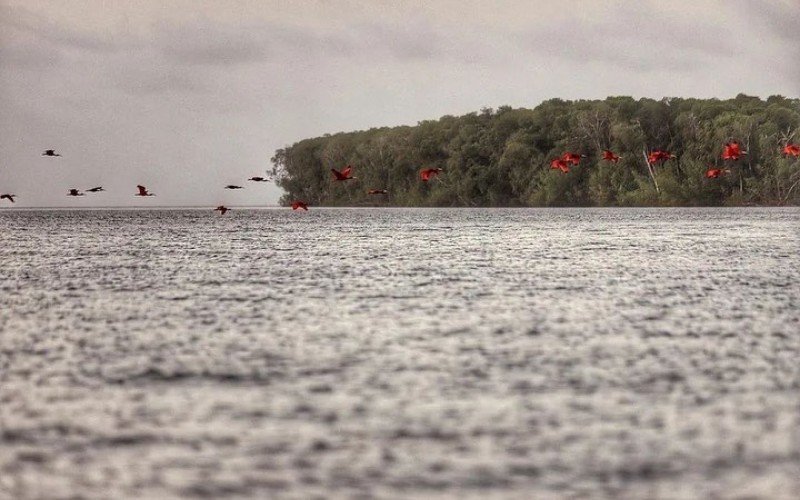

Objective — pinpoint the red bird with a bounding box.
[135,185,154,197]
[331,166,356,181]
[420,168,443,182]
[705,168,730,179]
[1,194,15,203]
[602,150,621,163]
[67,189,84,197]
[647,150,675,164]
[367,189,388,195]
[561,152,585,166]
[291,200,309,211]
[721,141,745,161]
[549,158,570,173]
[215,205,229,215]
[783,144,800,157]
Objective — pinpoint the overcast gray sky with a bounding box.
[1,0,798,207]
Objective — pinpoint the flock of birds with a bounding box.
[2,143,799,211]
[550,142,800,179]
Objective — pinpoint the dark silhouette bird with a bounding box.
[549,158,570,173]
[42,149,61,157]
[135,185,154,197]
[215,205,229,215]
[367,189,388,195]
[248,176,271,182]
[67,189,84,196]
[0,194,16,203]
[602,150,621,163]
[721,141,746,161]
[420,168,443,182]
[331,166,356,181]
[783,144,800,157]
[86,187,105,193]
[225,185,244,190]
[561,152,585,166]
[705,168,730,179]
[648,150,675,164]
[291,200,309,211]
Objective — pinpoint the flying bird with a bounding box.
[420,168,443,182]
[783,143,800,157]
[215,205,229,215]
[86,187,105,193]
[248,176,271,182]
[602,150,621,163]
[648,150,675,164]
[549,158,570,174]
[561,152,585,166]
[705,168,730,179]
[0,194,15,203]
[331,166,356,181]
[291,200,309,211]
[135,185,154,197]
[42,149,62,157]
[721,141,746,161]
[67,189,84,197]
[225,185,244,190]
[367,189,388,195]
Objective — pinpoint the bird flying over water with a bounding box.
[721,141,746,161]
[602,150,621,163]
[647,150,675,164]
[215,205,229,215]
[331,166,356,181]
[420,168,443,182]
[783,143,800,157]
[0,194,16,203]
[561,152,585,166]
[367,189,388,195]
[705,168,730,179]
[248,176,271,182]
[291,200,309,211]
[549,158,570,173]
[225,185,243,190]
[135,185,154,197]
[86,187,104,193]
[42,149,61,157]
[67,189,84,196]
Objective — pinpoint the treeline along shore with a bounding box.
[271,95,800,207]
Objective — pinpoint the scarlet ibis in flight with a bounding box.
[135,185,154,197]
[248,176,271,182]
[0,194,15,203]
[331,166,356,181]
[561,152,585,166]
[602,150,621,163]
[783,144,800,157]
[86,187,104,193]
[420,168,443,182]
[67,189,84,196]
[291,200,309,211]
[721,141,746,161]
[215,205,229,215]
[225,185,243,190]
[367,189,388,195]
[647,150,675,164]
[705,168,730,179]
[549,158,570,173]
[42,149,61,157]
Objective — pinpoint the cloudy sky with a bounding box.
[1,0,798,207]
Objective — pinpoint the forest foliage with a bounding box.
[271,95,800,207]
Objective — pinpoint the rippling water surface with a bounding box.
[1,208,799,499]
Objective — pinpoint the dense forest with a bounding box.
[271,95,800,207]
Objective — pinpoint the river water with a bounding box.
[1,208,799,499]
